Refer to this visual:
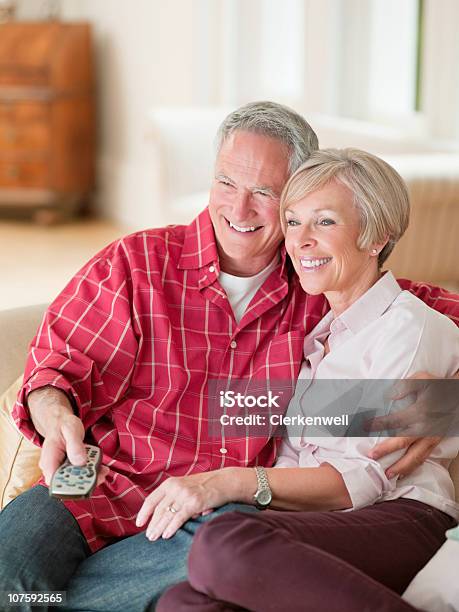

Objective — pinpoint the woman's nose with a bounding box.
[298,228,317,248]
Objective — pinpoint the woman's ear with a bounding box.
[369,237,389,257]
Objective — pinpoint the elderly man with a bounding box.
[0,101,458,612]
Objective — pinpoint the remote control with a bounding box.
[49,444,102,500]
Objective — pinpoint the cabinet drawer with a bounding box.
[0,160,49,188]
[0,121,50,153]
[0,101,49,122]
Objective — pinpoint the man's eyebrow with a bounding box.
[253,185,278,196]
[215,173,235,183]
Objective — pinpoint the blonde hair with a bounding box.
[280,148,410,267]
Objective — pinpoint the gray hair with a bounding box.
[216,101,319,175]
[280,148,410,267]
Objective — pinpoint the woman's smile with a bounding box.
[299,256,333,271]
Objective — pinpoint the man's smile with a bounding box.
[225,217,263,233]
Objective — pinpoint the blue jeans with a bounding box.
[0,485,256,611]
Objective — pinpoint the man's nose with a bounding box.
[232,190,252,219]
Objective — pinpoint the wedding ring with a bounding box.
[167,504,179,514]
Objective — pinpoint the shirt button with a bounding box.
[209,265,215,273]
[219,448,227,454]
[230,340,237,349]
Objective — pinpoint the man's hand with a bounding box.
[368,436,442,479]
[366,371,459,478]
[366,373,459,438]
[136,469,240,540]
[28,386,108,486]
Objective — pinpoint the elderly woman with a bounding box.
[153,149,459,611]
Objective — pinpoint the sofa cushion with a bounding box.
[0,376,41,510]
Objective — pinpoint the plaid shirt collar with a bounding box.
[178,207,291,285]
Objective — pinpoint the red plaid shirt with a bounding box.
[13,208,459,551]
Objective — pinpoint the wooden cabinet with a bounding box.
[0,22,95,222]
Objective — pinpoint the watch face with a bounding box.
[257,489,272,506]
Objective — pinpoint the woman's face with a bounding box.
[284,180,380,302]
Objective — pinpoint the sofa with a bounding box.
[1,302,459,511]
[0,303,46,508]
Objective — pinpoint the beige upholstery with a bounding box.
[0,304,46,509]
[0,303,47,393]
[0,303,459,510]
[0,376,41,508]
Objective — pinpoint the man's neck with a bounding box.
[219,254,279,277]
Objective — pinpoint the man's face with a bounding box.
[208,130,290,276]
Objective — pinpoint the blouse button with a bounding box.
[219,448,227,454]
[230,340,237,349]
[209,265,215,273]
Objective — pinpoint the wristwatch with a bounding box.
[253,466,272,509]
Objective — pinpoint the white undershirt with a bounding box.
[219,255,279,323]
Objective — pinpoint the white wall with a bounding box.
[61,0,202,229]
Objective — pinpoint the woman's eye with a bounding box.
[318,218,335,226]
[286,219,299,227]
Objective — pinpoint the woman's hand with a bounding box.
[135,468,243,541]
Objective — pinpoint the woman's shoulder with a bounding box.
[391,290,459,335]
[368,289,459,378]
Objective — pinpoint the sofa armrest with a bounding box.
[0,304,48,395]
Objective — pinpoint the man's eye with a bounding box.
[254,191,270,198]
[219,179,234,187]
[318,218,335,226]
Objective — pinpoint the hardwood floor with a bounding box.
[0,217,128,311]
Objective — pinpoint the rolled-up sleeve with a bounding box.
[319,438,402,510]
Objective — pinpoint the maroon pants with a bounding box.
[157,499,456,612]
